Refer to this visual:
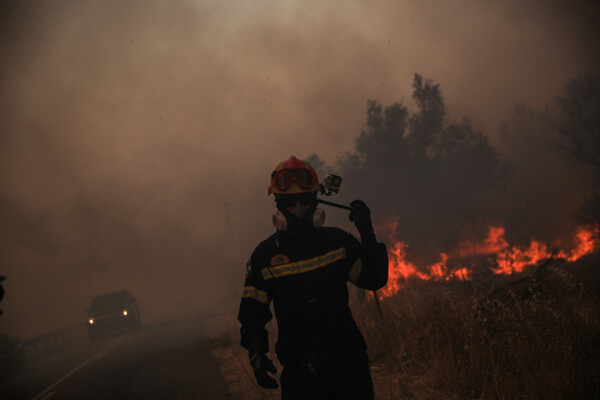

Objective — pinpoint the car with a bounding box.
[85,289,142,341]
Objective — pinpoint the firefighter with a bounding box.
[238,156,389,399]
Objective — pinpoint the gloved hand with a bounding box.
[349,200,376,245]
[250,353,279,389]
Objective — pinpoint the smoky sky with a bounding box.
[1,0,598,338]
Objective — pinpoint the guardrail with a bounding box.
[22,323,88,361]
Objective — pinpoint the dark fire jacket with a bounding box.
[238,226,388,365]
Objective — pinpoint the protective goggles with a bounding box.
[273,168,315,191]
[276,192,316,208]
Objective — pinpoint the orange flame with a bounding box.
[557,226,599,261]
[376,223,600,298]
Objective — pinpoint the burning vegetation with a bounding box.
[309,73,600,287]
[310,73,600,398]
[378,222,600,297]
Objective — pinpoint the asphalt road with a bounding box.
[0,317,231,400]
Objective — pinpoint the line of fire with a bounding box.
[375,221,599,298]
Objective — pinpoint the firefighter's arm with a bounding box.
[347,200,389,290]
[237,258,272,355]
[237,256,279,389]
[347,238,389,290]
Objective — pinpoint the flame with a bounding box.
[457,226,508,257]
[558,226,599,261]
[381,240,432,296]
[376,223,600,298]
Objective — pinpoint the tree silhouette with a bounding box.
[549,73,600,225]
[337,74,504,263]
[551,73,600,168]
[408,74,446,155]
[310,73,592,266]
[498,104,584,241]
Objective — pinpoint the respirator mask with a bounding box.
[272,193,325,232]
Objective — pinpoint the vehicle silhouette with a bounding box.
[85,289,142,341]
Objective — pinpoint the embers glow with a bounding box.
[376,222,600,298]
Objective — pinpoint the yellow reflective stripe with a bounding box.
[347,258,362,284]
[262,247,346,280]
[242,286,271,304]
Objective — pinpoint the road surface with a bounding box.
[0,317,232,400]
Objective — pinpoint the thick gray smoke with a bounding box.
[0,0,598,338]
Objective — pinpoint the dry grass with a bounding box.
[205,313,281,400]
[207,262,600,399]
[354,263,600,399]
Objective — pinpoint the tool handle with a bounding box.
[317,199,352,210]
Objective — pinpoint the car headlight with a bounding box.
[122,310,128,316]
[88,318,95,325]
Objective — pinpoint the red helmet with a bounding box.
[268,156,320,195]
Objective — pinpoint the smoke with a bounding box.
[0,0,598,337]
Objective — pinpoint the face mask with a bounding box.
[272,207,326,231]
[289,203,308,218]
